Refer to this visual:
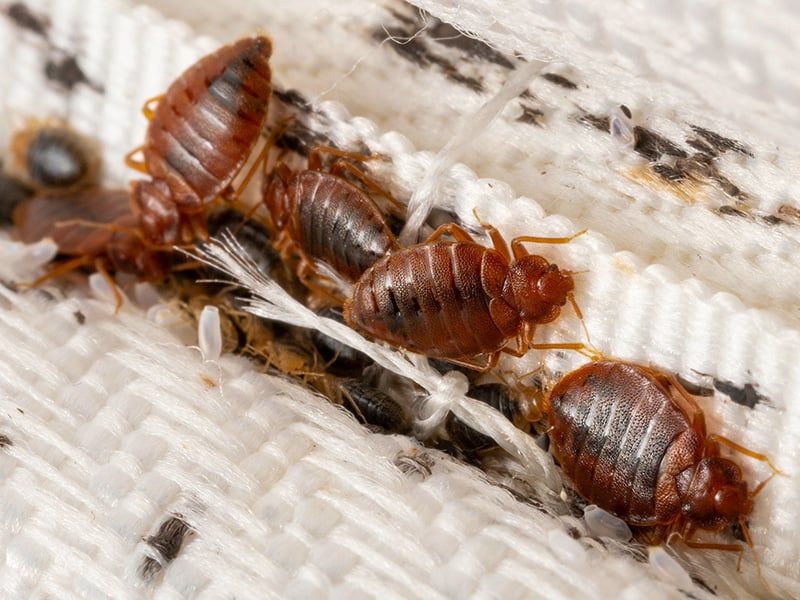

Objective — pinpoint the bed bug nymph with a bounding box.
[126,36,273,245]
[14,188,171,309]
[344,215,588,370]
[262,144,399,296]
[544,360,782,576]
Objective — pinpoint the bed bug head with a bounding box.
[503,254,575,324]
[680,457,753,530]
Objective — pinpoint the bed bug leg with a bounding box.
[141,95,164,121]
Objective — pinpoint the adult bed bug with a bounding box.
[544,360,781,572]
[344,217,587,370]
[126,36,273,245]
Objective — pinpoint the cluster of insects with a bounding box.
[1,34,782,585]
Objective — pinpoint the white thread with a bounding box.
[191,234,562,495]
[399,58,546,244]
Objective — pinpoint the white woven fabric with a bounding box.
[0,0,798,598]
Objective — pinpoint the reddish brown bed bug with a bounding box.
[14,188,171,308]
[262,144,400,295]
[10,120,98,190]
[125,36,273,245]
[344,216,588,370]
[544,360,782,573]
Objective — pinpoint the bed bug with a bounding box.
[262,144,399,294]
[126,36,273,245]
[544,360,781,571]
[344,218,587,370]
[11,121,98,190]
[14,188,171,308]
[310,307,372,376]
[446,381,539,453]
[313,376,409,433]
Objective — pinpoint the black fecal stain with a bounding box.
[713,379,765,409]
[73,310,85,325]
[517,105,544,126]
[633,126,687,161]
[717,205,748,218]
[386,7,418,27]
[45,54,104,93]
[676,375,714,397]
[5,2,49,38]
[777,204,800,223]
[139,515,193,581]
[0,433,12,448]
[273,87,311,113]
[276,123,332,157]
[691,576,717,595]
[760,214,785,226]
[374,20,484,93]
[691,125,753,158]
[652,164,687,183]
[686,137,717,156]
[541,72,577,89]
[711,173,748,201]
[619,105,632,119]
[428,21,516,69]
[575,112,609,132]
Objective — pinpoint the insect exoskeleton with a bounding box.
[127,36,273,245]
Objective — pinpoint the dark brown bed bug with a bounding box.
[344,219,587,370]
[446,382,538,453]
[544,360,781,570]
[11,121,98,190]
[263,145,399,294]
[126,36,272,245]
[311,306,373,376]
[14,188,171,308]
[321,377,410,433]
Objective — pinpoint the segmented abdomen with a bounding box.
[345,242,509,358]
[144,36,272,208]
[548,361,694,524]
[293,171,396,281]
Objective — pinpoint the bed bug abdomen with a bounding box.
[144,36,272,210]
[293,170,397,281]
[345,242,510,358]
[548,361,702,525]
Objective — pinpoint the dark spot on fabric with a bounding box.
[5,2,49,37]
[73,310,85,325]
[653,164,687,182]
[619,105,632,119]
[777,204,800,223]
[633,127,687,161]
[273,87,310,112]
[713,379,765,409]
[676,375,714,397]
[760,214,784,226]
[541,72,577,89]
[730,519,748,542]
[139,515,193,580]
[374,21,484,92]
[575,112,610,132]
[691,576,717,595]
[686,137,717,156]
[710,173,748,201]
[0,433,12,448]
[690,125,753,158]
[428,21,516,69]
[717,205,748,218]
[386,7,418,27]
[45,54,103,93]
[517,105,544,126]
